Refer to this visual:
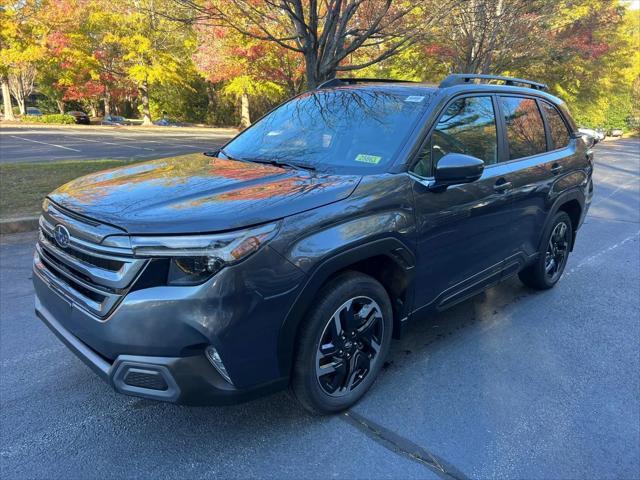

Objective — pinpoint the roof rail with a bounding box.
[439,74,548,91]
[317,78,417,89]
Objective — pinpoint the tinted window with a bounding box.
[540,102,570,150]
[500,97,547,159]
[412,96,497,177]
[223,89,431,174]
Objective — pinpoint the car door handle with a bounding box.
[551,164,563,175]
[493,180,513,193]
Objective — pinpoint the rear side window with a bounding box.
[500,97,547,159]
[540,101,570,150]
[412,96,497,176]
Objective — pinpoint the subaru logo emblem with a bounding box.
[53,224,71,248]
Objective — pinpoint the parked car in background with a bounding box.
[578,127,604,144]
[26,107,43,116]
[609,128,624,137]
[33,74,593,414]
[154,118,184,127]
[66,111,91,125]
[101,115,130,126]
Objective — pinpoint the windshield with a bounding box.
[222,88,431,174]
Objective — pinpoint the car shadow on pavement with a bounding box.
[123,276,532,422]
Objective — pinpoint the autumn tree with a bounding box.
[428,0,558,74]
[171,0,441,88]
[102,0,195,124]
[0,0,48,116]
[194,25,303,126]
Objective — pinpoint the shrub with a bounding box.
[23,114,76,124]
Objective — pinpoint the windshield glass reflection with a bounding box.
[223,88,433,173]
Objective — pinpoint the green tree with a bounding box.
[0,0,47,116]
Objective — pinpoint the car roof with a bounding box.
[318,77,565,107]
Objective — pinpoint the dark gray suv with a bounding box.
[33,74,594,414]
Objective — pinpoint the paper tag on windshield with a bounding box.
[405,96,425,103]
[355,154,382,164]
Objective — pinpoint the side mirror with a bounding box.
[203,150,220,158]
[432,153,484,189]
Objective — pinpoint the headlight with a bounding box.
[130,222,279,285]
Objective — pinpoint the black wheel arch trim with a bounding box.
[276,237,416,378]
[538,187,586,252]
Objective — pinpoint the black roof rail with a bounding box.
[317,78,417,89]
[439,74,548,91]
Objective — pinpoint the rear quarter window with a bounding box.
[540,101,570,150]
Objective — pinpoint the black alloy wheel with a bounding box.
[291,272,393,414]
[544,220,571,283]
[519,211,573,290]
[315,297,384,397]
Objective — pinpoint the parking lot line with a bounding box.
[112,136,206,149]
[69,136,154,151]
[9,135,81,152]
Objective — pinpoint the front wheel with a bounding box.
[291,272,393,415]
[519,211,573,290]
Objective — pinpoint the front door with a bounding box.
[409,95,515,311]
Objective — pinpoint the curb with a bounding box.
[0,216,39,235]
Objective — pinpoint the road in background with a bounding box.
[0,138,638,479]
[0,126,237,163]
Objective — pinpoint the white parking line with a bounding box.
[565,229,640,278]
[69,136,154,151]
[9,135,81,152]
[112,136,205,149]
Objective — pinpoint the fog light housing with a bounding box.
[205,345,233,385]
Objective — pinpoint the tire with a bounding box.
[291,271,393,415]
[519,211,573,290]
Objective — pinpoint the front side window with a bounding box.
[540,101,570,150]
[500,96,547,159]
[412,96,498,177]
[222,89,431,174]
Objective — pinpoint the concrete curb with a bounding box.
[0,216,39,234]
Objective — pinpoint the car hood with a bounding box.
[47,153,361,234]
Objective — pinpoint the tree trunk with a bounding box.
[305,53,322,89]
[103,86,111,117]
[17,97,26,115]
[56,100,65,114]
[205,81,216,125]
[14,88,26,116]
[240,92,251,128]
[1,77,14,121]
[140,80,152,125]
[8,73,28,115]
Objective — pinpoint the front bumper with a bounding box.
[32,240,304,404]
[35,293,287,405]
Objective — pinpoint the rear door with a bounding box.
[410,95,515,311]
[496,95,575,273]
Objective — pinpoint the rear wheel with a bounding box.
[519,211,573,290]
[291,272,393,415]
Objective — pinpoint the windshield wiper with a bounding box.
[218,150,317,172]
[243,157,317,172]
[217,148,245,162]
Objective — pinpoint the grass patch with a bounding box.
[0,159,141,219]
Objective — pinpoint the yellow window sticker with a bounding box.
[355,154,382,164]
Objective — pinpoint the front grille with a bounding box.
[35,202,148,318]
[41,229,124,271]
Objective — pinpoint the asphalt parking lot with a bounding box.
[0,138,638,479]
[0,126,236,163]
